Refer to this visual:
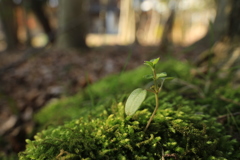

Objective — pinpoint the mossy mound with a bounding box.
[34,59,192,128]
[20,58,240,159]
[19,103,239,160]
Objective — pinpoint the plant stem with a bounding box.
[153,70,158,91]
[144,69,160,132]
[144,92,159,132]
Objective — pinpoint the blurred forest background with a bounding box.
[0,0,240,158]
[0,0,220,50]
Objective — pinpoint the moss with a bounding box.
[199,86,240,115]
[19,103,240,160]
[24,58,240,159]
[34,59,192,128]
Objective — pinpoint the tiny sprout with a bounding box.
[125,57,173,131]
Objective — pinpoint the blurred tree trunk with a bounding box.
[57,0,89,50]
[159,9,175,51]
[212,0,229,39]
[228,0,240,39]
[189,0,230,53]
[31,0,55,43]
[195,0,240,57]
[118,0,135,44]
[0,0,18,50]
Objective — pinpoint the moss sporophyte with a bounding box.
[125,58,173,131]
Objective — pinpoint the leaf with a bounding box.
[144,61,154,68]
[151,58,160,65]
[156,72,167,79]
[144,74,154,79]
[125,88,147,116]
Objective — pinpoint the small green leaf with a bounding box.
[125,88,147,116]
[144,61,154,68]
[151,58,160,65]
[144,74,154,79]
[156,72,167,79]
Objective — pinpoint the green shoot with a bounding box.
[125,57,173,132]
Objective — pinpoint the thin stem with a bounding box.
[153,70,158,92]
[144,69,161,132]
[144,92,159,132]
[159,79,165,92]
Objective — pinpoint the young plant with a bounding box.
[125,58,173,131]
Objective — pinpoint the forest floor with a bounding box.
[1,45,187,156]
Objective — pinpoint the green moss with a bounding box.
[19,103,239,160]
[35,59,192,128]
[25,58,240,159]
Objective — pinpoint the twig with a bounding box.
[218,95,240,106]
[173,78,205,98]
[217,112,240,121]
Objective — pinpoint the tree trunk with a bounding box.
[187,0,230,55]
[118,0,135,44]
[159,9,175,51]
[31,0,55,43]
[0,0,18,50]
[57,0,89,50]
[228,0,240,39]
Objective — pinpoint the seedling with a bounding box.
[125,58,173,131]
